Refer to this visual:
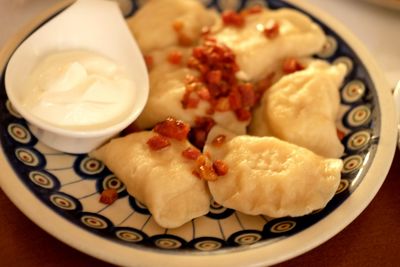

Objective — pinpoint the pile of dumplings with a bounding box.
[90,0,346,229]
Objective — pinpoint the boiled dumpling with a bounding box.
[127,0,217,53]
[90,131,211,228]
[135,47,248,134]
[250,60,346,158]
[213,8,326,81]
[204,129,342,218]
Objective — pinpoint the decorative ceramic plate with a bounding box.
[359,0,400,11]
[0,0,397,266]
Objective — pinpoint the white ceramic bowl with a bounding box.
[4,0,149,153]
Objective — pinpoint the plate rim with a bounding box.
[0,0,397,266]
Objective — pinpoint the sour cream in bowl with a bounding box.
[5,0,149,153]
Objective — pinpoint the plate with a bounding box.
[0,0,397,266]
[359,0,400,11]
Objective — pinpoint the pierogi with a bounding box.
[250,60,346,158]
[213,8,326,81]
[127,0,217,53]
[205,128,342,217]
[90,131,211,228]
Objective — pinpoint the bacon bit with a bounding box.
[100,188,118,205]
[196,87,211,100]
[192,170,201,179]
[222,10,245,27]
[147,135,171,150]
[182,147,201,160]
[254,73,275,103]
[215,97,230,112]
[178,32,193,46]
[182,90,200,109]
[206,70,222,85]
[337,129,345,140]
[228,88,242,110]
[263,19,280,39]
[213,160,229,176]
[195,155,218,181]
[167,51,183,65]
[189,117,216,149]
[121,122,141,136]
[238,83,256,107]
[143,55,153,70]
[153,117,190,141]
[212,135,226,147]
[282,58,304,74]
[172,20,184,32]
[235,108,252,121]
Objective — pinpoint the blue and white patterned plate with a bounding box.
[0,0,397,266]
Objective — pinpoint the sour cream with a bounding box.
[22,50,136,130]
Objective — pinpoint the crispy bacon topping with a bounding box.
[212,135,226,147]
[189,117,216,149]
[182,147,201,160]
[282,58,304,74]
[184,40,256,121]
[147,135,171,150]
[222,10,245,27]
[195,155,218,181]
[100,189,118,205]
[337,129,345,141]
[213,160,229,176]
[167,51,183,65]
[154,117,190,141]
[263,19,280,39]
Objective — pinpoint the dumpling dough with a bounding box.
[127,0,217,53]
[250,60,346,158]
[204,131,342,218]
[135,47,248,134]
[213,8,326,81]
[90,131,211,228]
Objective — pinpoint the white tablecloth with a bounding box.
[0,0,399,86]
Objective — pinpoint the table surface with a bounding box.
[1,0,399,266]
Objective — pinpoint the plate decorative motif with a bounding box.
[0,0,397,266]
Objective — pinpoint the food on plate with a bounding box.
[204,126,343,217]
[21,50,136,130]
[90,118,211,228]
[212,8,326,81]
[249,60,346,158]
[90,1,346,228]
[126,0,217,53]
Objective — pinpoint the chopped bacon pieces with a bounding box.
[167,51,183,65]
[153,117,190,141]
[282,58,304,74]
[213,160,229,176]
[337,129,345,141]
[195,155,218,181]
[171,20,193,46]
[235,108,252,121]
[212,135,226,147]
[100,188,118,205]
[147,135,171,150]
[184,40,256,121]
[182,147,201,160]
[222,10,245,27]
[263,19,280,39]
[189,117,216,149]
